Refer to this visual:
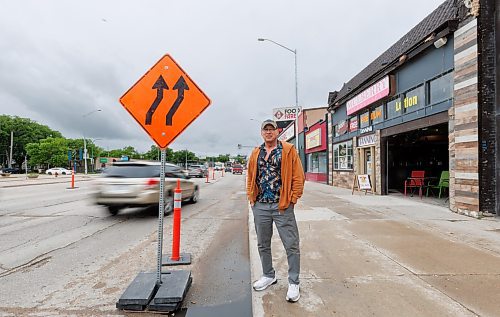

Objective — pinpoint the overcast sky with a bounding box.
[0,0,444,157]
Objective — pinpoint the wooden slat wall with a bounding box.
[450,18,480,216]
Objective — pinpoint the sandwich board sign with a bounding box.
[119,54,211,148]
[352,174,373,195]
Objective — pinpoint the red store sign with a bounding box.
[346,75,394,115]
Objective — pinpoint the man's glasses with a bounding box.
[262,128,276,132]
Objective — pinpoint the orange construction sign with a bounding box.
[119,54,211,148]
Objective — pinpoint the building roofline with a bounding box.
[328,0,461,112]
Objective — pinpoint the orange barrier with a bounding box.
[71,170,75,189]
[212,168,215,180]
[171,179,182,261]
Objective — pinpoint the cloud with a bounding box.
[0,0,445,156]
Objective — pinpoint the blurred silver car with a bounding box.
[94,161,199,215]
[188,164,208,178]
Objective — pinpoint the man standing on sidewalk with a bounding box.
[246,119,305,302]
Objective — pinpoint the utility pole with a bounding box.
[24,154,27,179]
[9,131,13,168]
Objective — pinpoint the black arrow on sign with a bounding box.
[166,76,189,126]
[145,75,169,125]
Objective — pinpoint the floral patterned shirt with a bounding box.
[256,141,282,203]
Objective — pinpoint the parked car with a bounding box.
[188,164,208,178]
[94,161,199,215]
[46,167,72,175]
[232,164,243,174]
[1,167,20,174]
[224,166,232,172]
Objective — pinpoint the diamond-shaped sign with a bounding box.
[274,110,284,120]
[119,54,211,148]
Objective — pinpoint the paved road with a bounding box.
[0,173,251,316]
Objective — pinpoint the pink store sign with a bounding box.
[346,76,392,115]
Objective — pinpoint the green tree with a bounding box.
[104,146,141,160]
[26,137,70,168]
[216,154,230,163]
[0,115,62,167]
[143,145,161,161]
[171,150,197,167]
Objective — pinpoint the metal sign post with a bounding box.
[156,149,166,285]
[117,53,208,312]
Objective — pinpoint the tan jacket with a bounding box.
[246,141,305,212]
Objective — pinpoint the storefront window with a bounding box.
[370,105,383,125]
[430,72,453,105]
[359,111,370,128]
[307,152,327,173]
[386,97,402,119]
[333,141,353,170]
[403,85,425,113]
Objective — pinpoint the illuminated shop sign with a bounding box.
[305,128,321,149]
[346,75,394,115]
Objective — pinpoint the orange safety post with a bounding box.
[71,170,75,189]
[171,179,182,261]
[222,168,224,177]
[212,168,215,180]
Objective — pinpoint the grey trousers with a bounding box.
[252,202,300,285]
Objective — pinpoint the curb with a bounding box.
[248,203,263,317]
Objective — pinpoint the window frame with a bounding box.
[333,141,353,171]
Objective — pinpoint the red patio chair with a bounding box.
[404,170,425,198]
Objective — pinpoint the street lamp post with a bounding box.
[258,38,299,148]
[90,138,102,172]
[82,109,102,175]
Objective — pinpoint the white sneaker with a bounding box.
[253,276,277,291]
[286,283,300,302]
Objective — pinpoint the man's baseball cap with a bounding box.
[261,119,278,130]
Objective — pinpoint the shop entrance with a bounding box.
[357,146,376,192]
[365,149,372,175]
[386,123,449,196]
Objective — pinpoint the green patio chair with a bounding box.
[426,171,449,198]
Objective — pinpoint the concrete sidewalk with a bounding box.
[249,181,500,317]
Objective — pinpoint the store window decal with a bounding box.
[359,111,370,129]
[370,105,383,125]
[402,85,425,114]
